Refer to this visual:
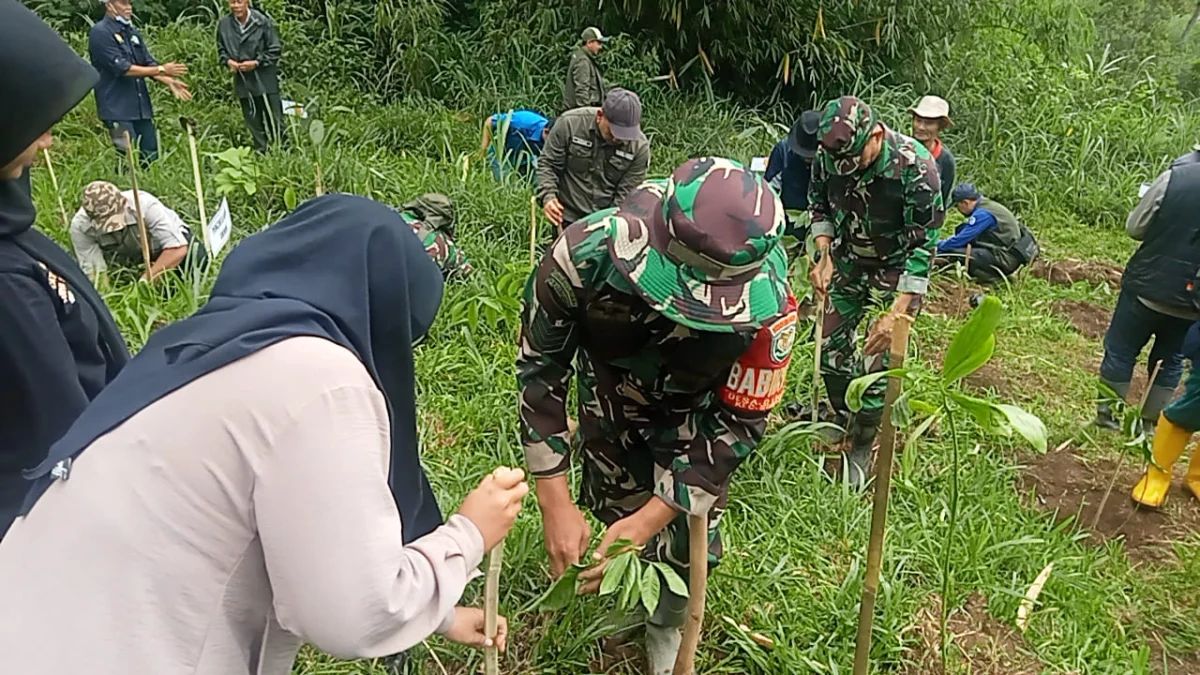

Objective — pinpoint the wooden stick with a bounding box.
[851,315,913,675]
[314,162,325,196]
[811,294,827,423]
[122,130,154,283]
[40,148,70,228]
[182,120,208,230]
[673,513,709,675]
[964,244,973,276]
[484,540,505,675]
[529,195,537,268]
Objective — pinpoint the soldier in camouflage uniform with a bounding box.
[518,158,797,674]
[808,96,944,488]
[395,193,472,280]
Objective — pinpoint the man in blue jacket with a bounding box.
[937,183,1038,283]
[88,0,192,164]
[763,109,820,238]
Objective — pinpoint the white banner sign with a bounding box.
[204,197,232,257]
[281,99,308,118]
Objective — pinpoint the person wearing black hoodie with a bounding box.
[0,0,130,538]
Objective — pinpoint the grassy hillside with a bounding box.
[23,3,1200,673]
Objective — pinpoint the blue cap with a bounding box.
[951,183,980,203]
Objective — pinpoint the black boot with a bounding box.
[1141,384,1175,439]
[1096,378,1129,430]
[845,410,882,490]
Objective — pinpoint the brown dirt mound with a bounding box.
[902,593,1041,675]
[924,281,977,319]
[1019,447,1200,563]
[1052,299,1111,340]
[1031,258,1123,289]
[964,361,1012,395]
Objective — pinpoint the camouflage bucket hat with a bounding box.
[81,181,128,233]
[401,193,456,236]
[606,157,789,333]
[817,96,879,176]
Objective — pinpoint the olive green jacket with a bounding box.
[535,106,651,225]
[563,47,607,110]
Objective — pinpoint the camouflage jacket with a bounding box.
[535,106,651,225]
[808,126,944,294]
[401,213,472,280]
[517,194,797,516]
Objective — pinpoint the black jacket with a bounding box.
[1124,163,1200,310]
[216,9,282,98]
[0,0,130,537]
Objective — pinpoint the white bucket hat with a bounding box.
[907,95,953,126]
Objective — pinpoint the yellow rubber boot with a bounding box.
[1131,414,1191,508]
[1185,451,1200,500]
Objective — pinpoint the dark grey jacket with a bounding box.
[216,9,282,98]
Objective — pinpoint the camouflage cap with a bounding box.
[81,181,128,233]
[400,193,456,236]
[606,157,790,333]
[817,96,879,176]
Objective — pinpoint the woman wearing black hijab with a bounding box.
[0,193,527,673]
[0,0,130,539]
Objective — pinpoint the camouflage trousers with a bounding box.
[820,258,922,415]
[574,352,724,572]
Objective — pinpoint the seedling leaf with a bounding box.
[653,561,690,598]
[995,403,1048,453]
[640,563,661,612]
[942,295,1003,383]
[847,368,910,412]
[600,552,633,596]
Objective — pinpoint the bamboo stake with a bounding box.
[529,195,538,268]
[1103,360,1163,521]
[964,244,972,276]
[673,513,709,675]
[314,162,325,196]
[40,148,70,228]
[484,540,505,675]
[122,130,154,283]
[851,315,913,675]
[180,118,208,229]
[811,294,827,423]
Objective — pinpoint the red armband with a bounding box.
[719,294,799,412]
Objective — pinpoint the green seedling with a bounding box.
[847,296,1047,667]
[533,538,688,617]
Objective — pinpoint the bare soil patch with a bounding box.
[924,281,977,319]
[1031,257,1123,289]
[964,361,1012,395]
[902,593,1041,675]
[1052,299,1111,340]
[1149,642,1200,674]
[1019,447,1200,563]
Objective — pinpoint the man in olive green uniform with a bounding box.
[808,96,944,488]
[537,88,650,229]
[519,158,797,674]
[563,26,609,110]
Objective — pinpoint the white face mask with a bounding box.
[114,15,132,25]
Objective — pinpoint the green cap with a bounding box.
[606,157,790,333]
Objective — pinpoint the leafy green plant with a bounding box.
[534,539,689,617]
[848,296,1047,665]
[207,147,262,197]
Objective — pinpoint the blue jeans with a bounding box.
[1100,288,1191,389]
[106,119,159,165]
